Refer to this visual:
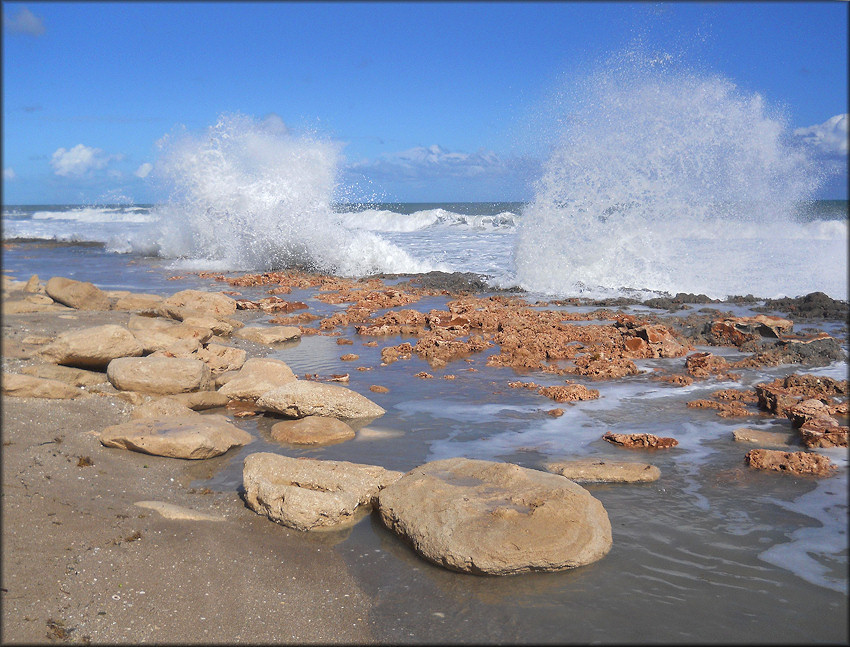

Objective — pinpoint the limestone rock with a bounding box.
[798,419,848,448]
[545,459,660,483]
[3,300,71,314]
[376,457,612,575]
[786,398,834,428]
[107,356,213,394]
[270,416,356,446]
[166,390,230,410]
[217,358,297,402]
[732,428,797,446]
[24,274,42,293]
[45,276,111,310]
[233,326,301,345]
[257,381,386,420]
[134,501,225,521]
[196,343,247,375]
[745,448,836,477]
[2,373,85,399]
[182,315,234,336]
[602,432,678,449]
[131,398,200,419]
[100,415,252,459]
[39,324,144,369]
[159,289,238,320]
[147,337,202,359]
[112,293,164,311]
[20,364,107,387]
[242,452,402,531]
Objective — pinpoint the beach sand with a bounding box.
[1,308,375,644]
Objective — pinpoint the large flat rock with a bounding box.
[270,416,356,446]
[107,356,213,394]
[545,459,661,483]
[159,289,238,320]
[38,324,144,369]
[100,415,253,459]
[242,452,403,531]
[234,326,301,345]
[376,457,612,575]
[45,276,111,310]
[217,357,297,401]
[2,373,86,399]
[256,381,385,420]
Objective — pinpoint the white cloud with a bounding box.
[134,162,153,178]
[3,167,16,180]
[349,144,520,180]
[50,144,109,177]
[794,114,848,157]
[3,6,45,36]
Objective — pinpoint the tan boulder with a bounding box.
[159,289,238,320]
[376,457,612,575]
[131,398,200,419]
[242,452,403,531]
[196,343,247,375]
[112,293,164,311]
[106,356,213,394]
[270,416,356,446]
[182,315,235,336]
[39,324,144,369]
[217,358,297,401]
[545,459,660,483]
[257,381,386,420]
[233,326,301,345]
[100,415,252,459]
[24,274,42,293]
[20,363,107,387]
[147,337,202,359]
[166,390,230,410]
[2,373,85,399]
[45,276,111,310]
[732,428,797,446]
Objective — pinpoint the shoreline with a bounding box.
[2,251,848,643]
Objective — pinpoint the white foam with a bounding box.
[515,47,845,300]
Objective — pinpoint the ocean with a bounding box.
[2,198,847,301]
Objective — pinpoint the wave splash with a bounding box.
[514,48,832,299]
[137,113,435,275]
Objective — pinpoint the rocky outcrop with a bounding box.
[106,357,213,394]
[537,384,600,403]
[242,453,402,530]
[602,432,678,449]
[196,343,247,375]
[544,459,660,483]
[233,326,301,345]
[270,416,356,446]
[45,276,111,310]
[112,293,163,311]
[38,324,144,369]
[158,289,238,320]
[216,357,297,401]
[376,457,612,575]
[100,415,252,459]
[732,428,797,446]
[256,381,386,420]
[2,373,86,399]
[20,364,107,387]
[745,448,836,477]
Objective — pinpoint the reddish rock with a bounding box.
[745,448,836,477]
[686,399,754,418]
[798,418,848,448]
[755,383,804,417]
[685,352,738,380]
[538,384,600,403]
[602,432,678,449]
[786,398,833,428]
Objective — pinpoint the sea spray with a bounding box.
[514,48,838,300]
[139,113,436,275]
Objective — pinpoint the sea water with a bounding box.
[2,49,848,643]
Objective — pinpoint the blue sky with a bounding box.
[2,1,848,204]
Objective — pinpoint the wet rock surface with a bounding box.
[243,452,402,531]
[257,381,386,420]
[544,459,661,483]
[376,457,613,575]
[745,448,836,477]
